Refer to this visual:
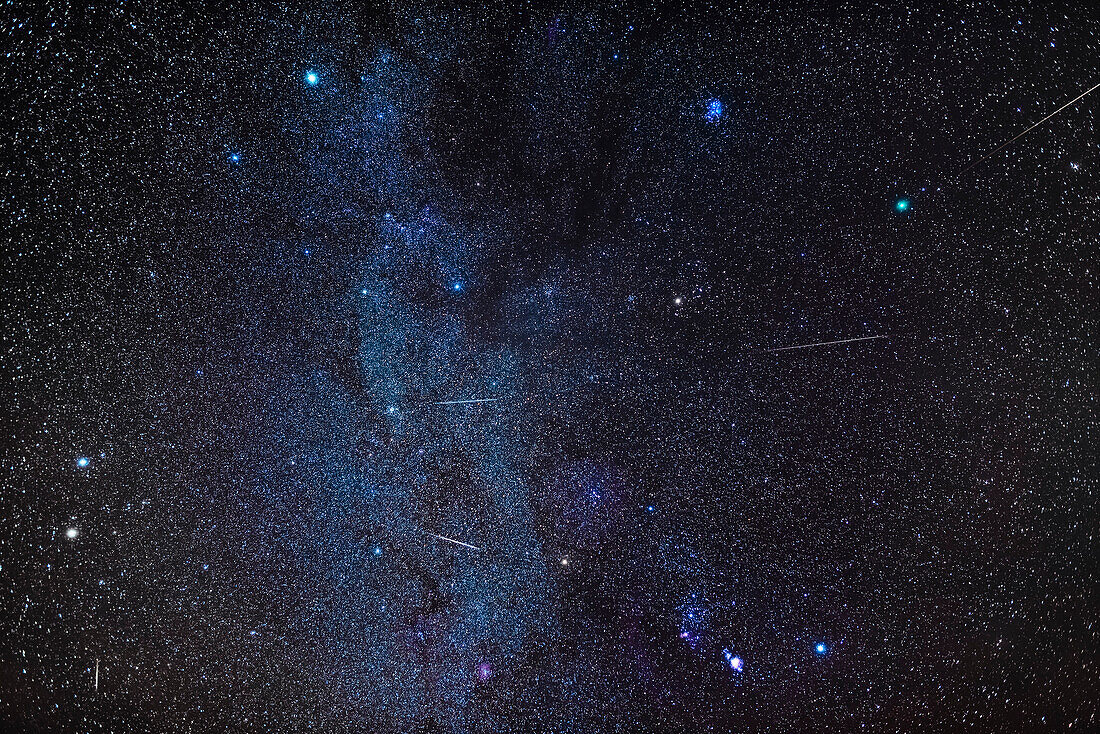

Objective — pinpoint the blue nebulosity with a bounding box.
[76,457,90,468]
[705,97,723,121]
[895,198,910,212]
[246,57,561,728]
[305,70,319,86]
[816,642,827,654]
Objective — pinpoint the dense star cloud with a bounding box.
[3,3,1097,732]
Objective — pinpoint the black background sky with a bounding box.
[3,2,1097,732]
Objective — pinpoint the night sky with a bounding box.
[3,3,1098,732]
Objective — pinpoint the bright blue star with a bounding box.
[76,457,90,468]
[646,505,655,513]
[228,152,241,164]
[373,546,383,557]
[895,198,910,212]
[305,71,319,86]
[815,642,827,654]
[705,98,724,121]
[452,281,463,292]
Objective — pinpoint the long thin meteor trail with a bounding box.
[763,334,888,353]
[425,531,483,551]
[432,397,499,406]
[960,80,1100,174]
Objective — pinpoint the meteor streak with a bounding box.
[425,531,482,551]
[960,80,1100,174]
[763,334,887,353]
[432,398,498,406]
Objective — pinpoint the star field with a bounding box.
[3,3,1098,732]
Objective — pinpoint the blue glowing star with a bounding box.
[373,546,383,557]
[76,457,90,468]
[815,642,827,654]
[895,198,910,212]
[705,98,724,121]
[452,282,463,292]
[228,152,241,164]
[646,505,655,512]
[305,71,319,86]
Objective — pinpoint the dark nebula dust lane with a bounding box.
[3,3,1098,733]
